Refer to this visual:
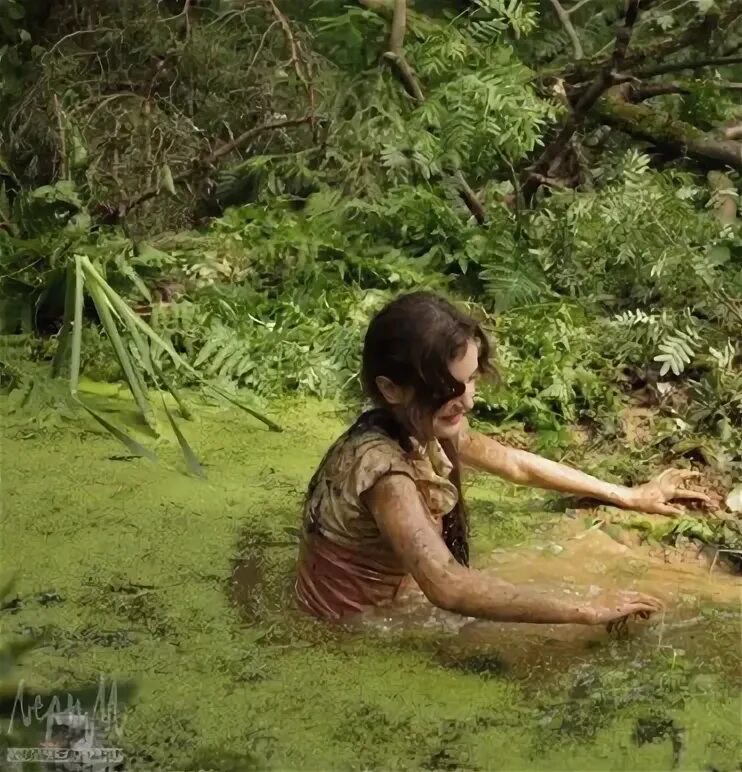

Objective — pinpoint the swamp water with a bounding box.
[2,392,740,770]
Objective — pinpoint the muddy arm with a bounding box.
[457,421,634,507]
[364,476,660,624]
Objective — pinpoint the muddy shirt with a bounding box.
[295,411,459,620]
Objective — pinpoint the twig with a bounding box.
[122,115,314,214]
[454,171,486,225]
[566,0,595,15]
[549,0,584,59]
[612,0,642,73]
[53,95,69,180]
[637,55,742,78]
[266,0,316,124]
[183,0,192,39]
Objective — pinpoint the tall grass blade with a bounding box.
[151,359,193,419]
[161,395,205,478]
[76,398,157,461]
[86,280,159,435]
[69,257,84,393]
[204,382,283,433]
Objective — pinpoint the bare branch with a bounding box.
[266,0,316,122]
[549,0,584,59]
[566,0,595,16]
[389,0,407,55]
[381,1,424,102]
[636,54,742,78]
[454,171,486,225]
[628,81,691,100]
[53,94,69,180]
[612,0,642,72]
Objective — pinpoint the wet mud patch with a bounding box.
[229,515,300,626]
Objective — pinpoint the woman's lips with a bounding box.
[439,414,462,425]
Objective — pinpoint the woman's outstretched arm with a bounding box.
[365,475,662,624]
[457,419,710,517]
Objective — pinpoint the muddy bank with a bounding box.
[3,393,741,771]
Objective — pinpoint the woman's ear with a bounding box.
[375,376,409,406]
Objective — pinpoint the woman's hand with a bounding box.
[623,469,712,516]
[580,590,663,625]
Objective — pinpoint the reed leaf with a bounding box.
[76,398,158,461]
[86,280,159,435]
[161,396,205,478]
[69,256,84,393]
[80,256,281,431]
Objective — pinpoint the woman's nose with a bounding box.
[461,384,475,411]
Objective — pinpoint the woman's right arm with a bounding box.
[365,475,663,625]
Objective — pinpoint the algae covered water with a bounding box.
[2,392,740,771]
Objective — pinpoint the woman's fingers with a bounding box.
[655,502,685,516]
[672,488,712,502]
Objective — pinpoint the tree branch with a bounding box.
[561,0,742,84]
[636,54,742,78]
[594,94,742,171]
[389,0,406,55]
[266,0,316,123]
[522,0,642,202]
[122,116,314,214]
[627,81,691,101]
[365,0,485,223]
[382,1,425,102]
[548,0,584,59]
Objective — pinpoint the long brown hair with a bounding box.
[360,292,491,566]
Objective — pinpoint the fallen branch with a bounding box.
[382,0,424,101]
[548,0,584,59]
[522,0,642,202]
[594,94,742,171]
[626,82,691,101]
[122,115,314,214]
[636,54,742,79]
[561,1,742,84]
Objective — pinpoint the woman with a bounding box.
[295,292,709,624]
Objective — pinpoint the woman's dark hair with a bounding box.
[360,292,492,566]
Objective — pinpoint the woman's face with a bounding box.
[431,339,479,441]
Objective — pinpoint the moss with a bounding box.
[2,393,740,770]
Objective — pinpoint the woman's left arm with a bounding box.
[457,420,710,516]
